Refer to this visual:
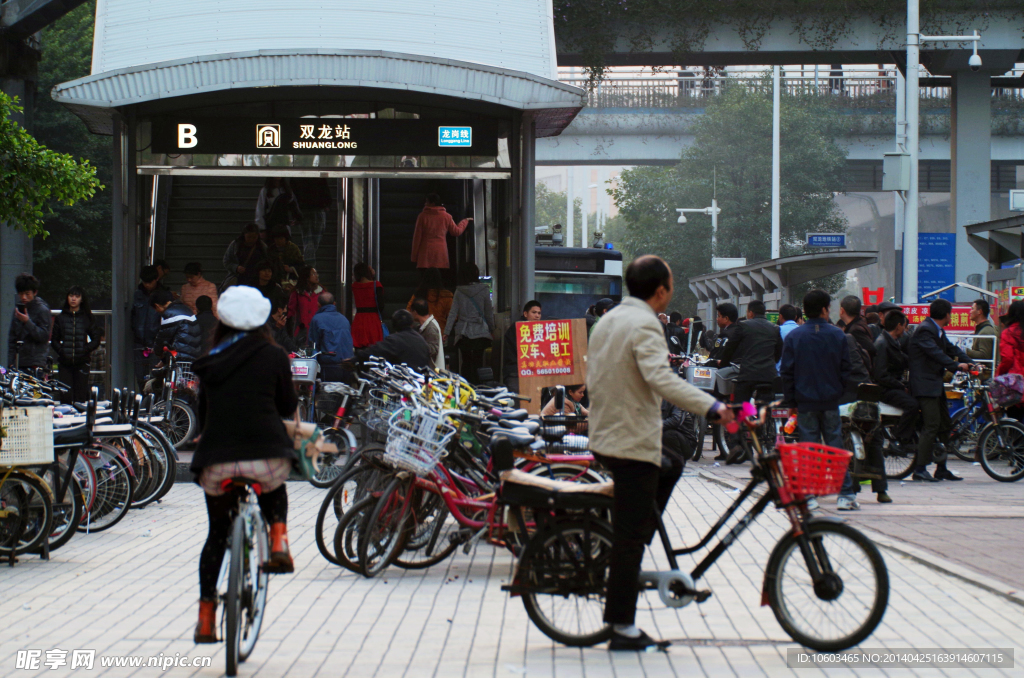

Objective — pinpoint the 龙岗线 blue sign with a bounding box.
[806,233,847,248]
[439,126,472,147]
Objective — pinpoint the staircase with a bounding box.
[159,176,339,295]
[376,178,469,320]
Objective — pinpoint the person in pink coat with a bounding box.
[410,194,472,272]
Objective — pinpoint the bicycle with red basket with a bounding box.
[506,401,890,651]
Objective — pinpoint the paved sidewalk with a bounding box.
[695,454,1024,590]
[1,474,1022,678]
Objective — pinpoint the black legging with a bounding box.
[57,364,91,404]
[199,485,288,599]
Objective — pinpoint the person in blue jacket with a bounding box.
[307,292,353,381]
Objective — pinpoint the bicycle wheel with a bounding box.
[947,408,978,462]
[714,424,729,457]
[881,434,916,480]
[764,520,889,651]
[78,449,135,533]
[0,471,53,557]
[358,476,414,578]
[392,492,460,570]
[315,464,377,565]
[333,495,377,574]
[310,429,356,488]
[137,421,178,502]
[225,515,244,677]
[978,421,1024,482]
[38,471,84,553]
[239,514,269,662]
[519,518,614,647]
[132,427,174,507]
[154,400,197,450]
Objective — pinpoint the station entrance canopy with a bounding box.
[688,251,879,316]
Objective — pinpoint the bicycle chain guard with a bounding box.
[639,570,696,608]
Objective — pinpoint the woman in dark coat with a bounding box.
[50,286,104,403]
[188,285,298,643]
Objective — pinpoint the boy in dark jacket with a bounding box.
[150,289,204,363]
[872,311,919,445]
[356,309,431,369]
[7,273,51,370]
[780,290,859,510]
[131,266,163,389]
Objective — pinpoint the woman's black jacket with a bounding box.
[51,310,103,366]
[189,333,299,477]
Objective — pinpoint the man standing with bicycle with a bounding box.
[588,255,733,651]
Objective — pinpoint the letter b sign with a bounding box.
[178,124,198,148]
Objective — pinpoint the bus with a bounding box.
[534,246,623,320]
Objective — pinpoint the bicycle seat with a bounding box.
[499,468,614,511]
[490,429,537,448]
[500,409,529,421]
[53,423,89,448]
[92,424,134,437]
[219,477,263,495]
[500,419,539,434]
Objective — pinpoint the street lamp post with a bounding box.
[677,198,722,257]
[903,0,982,303]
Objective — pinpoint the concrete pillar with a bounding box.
[0,76,35,366]
[520,118,536,305]
[950,69,992,301]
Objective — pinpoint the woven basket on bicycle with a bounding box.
[777,443,852,496]
[174,361,198,395]
[361,387,404,435]
[382,407,457,476]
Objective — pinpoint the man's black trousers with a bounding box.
[593,453,683,625]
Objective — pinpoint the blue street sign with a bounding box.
[806,233,846,248]
[918,233,956,300]
[438,126,472,147]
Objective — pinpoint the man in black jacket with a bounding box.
[7,273,51,370]
[356,309,431,369]
[708,302,739,363]
[873,311,919,446]
[907,299,973,482]
[150,289,205,363]
[502,300,541,391]
[131,266,163,389]
[840,295,876,374]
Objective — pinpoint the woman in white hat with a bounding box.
[188,285,298,643]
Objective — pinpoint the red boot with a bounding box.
[264,523,294,573]
[194,599,218,643]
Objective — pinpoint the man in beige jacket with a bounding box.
[588,255,733,651]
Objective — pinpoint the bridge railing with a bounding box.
[559,67,1024,109]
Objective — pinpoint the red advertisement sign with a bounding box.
[516,320,575,378]
[900,304,973,333]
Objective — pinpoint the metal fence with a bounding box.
[559,67,1024,109]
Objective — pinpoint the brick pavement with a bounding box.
[696,454,1024,590]
[1,475,1022,678]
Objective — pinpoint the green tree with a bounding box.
[535,182,583,231]
[0,90,99,237]
[610,78,849,314]
[31,1,113,308]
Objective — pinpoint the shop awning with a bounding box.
[688,251,879,302]
[52,49,585,137]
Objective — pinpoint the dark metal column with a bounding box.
[520,117,536,306]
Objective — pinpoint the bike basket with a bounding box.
[0,406,55,465]
[289,358,319,385]
[174,362,198,392]
[686,364,718,390]
[777,443,852,497]
[382,408,456,476]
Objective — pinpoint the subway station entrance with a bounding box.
[53,50,583,383]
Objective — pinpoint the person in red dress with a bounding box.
[410,194,472,274]
[351,262,384,349]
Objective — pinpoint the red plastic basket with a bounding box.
[777,443,852,496]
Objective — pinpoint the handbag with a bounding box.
[283,413,337,480]
[989,373,1024,407]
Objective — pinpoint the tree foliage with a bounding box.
[31,1,113,308]
[610,79,849,314]
[0,91,100,238]
[535,182,583,230]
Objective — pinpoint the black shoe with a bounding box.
[714,453,728,461]
[934,468,964,482]
[911,470,939,482]
[725,445,746,465]
[608,630,671,652]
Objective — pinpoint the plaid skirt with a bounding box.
[199,458,293,496]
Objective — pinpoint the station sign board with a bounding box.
[514,318,588,415]
[152,118,498,156]
[806,233,846,248]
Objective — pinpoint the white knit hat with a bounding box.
[217,285,271,331]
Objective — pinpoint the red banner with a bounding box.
[900,304,973,333]
[516,320,575,378]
